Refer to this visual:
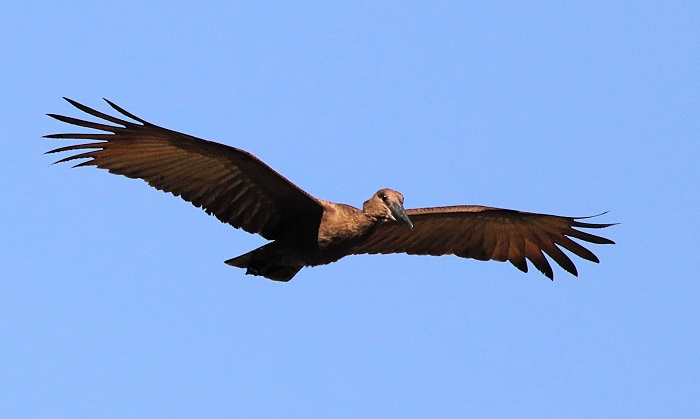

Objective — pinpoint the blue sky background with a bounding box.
[2,1,698,417]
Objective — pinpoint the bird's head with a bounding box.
[363,188,413,228]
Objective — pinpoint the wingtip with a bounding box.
[62,97,81,107]
[575,211,609,219]
[562,264,579,278]
[101,98,150,125]
[576,212,619,227]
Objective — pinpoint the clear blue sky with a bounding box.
[2,1,698,417]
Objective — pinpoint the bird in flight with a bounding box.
[46,98,615,281]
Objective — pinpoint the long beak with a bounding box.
[388,201,413,229]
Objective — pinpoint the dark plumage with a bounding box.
[46,98,615,281]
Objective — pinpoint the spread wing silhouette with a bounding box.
[351,206,615,279]
[45,98,323,240]
[46,98,615,281]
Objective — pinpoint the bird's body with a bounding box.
[46,98,615,281]
[226,191,411,281]
[317,200,376,249]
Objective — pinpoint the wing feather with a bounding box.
[351,205,615,280]
[46,98,323,239]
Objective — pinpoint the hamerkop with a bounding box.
[46,98,615,281]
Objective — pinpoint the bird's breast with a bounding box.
[316,202,374,249]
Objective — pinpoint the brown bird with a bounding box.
[46,98,615,281]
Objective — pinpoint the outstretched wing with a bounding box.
[46,98,323,240]
[351,205,615,279]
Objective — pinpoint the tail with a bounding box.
[225,247,303,282]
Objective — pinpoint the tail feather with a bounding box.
[224,251,254,269]
[225,250,302,282]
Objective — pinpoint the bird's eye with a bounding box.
[379,193,387,201]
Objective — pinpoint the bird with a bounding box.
[46,98,615,282]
